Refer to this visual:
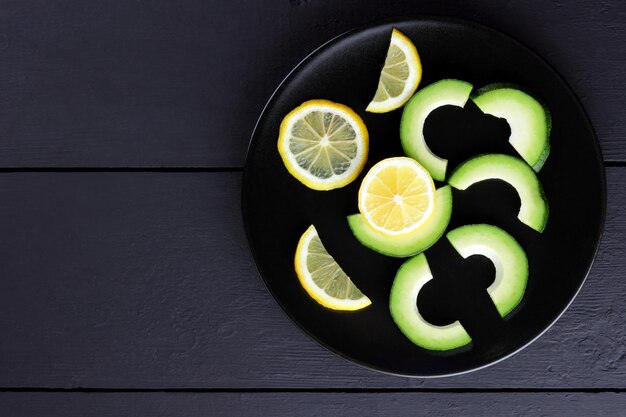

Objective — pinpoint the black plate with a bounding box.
[242,17,606,377]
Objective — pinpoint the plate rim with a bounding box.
[241,15,607,378]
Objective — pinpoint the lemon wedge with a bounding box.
[366,28,422,113]
[295,225,371,311]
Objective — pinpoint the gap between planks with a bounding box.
[0,162,621,172]
[0,167,244,173]
[1,388,626,394]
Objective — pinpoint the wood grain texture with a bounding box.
[2,392,626,416]
[0,169,621,388]
[0,0,624,167]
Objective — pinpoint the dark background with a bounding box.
[0,0,624,415]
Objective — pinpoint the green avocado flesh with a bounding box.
[448,154,549,233]
[400,79,473,181]
[348,186,453,258]
[447,224,528,317]
[390,253,471,351]
[472,85,551,172]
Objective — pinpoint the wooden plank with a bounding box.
[1,392,626,416]
[0,0,624,167]
[0,169,623,388]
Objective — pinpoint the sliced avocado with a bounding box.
[448,154,549,233]
[348,186,453,258]
[472,84,551,172]
[390,253,471,351]
[400,79,473,181]
[447,224,528,317]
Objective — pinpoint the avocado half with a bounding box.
[389,253,471,351]
[447,224,528,317]
[448,154,549,233]
[471,84,551,172]
[400,79,473,181]
[347,186,453,258]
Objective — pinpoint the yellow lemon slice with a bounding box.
[358,157,435,236]
[366,28,422,113]
[295,225,371,311]
[278,100,369,191]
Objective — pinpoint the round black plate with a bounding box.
[242,17,606,377]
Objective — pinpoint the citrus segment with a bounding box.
[294,225,371,311]
[366,28,422,113]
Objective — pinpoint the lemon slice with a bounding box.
[366,28,422,113]
[358,157,435,236]
[295,225,371,311]
[277,100,369,191]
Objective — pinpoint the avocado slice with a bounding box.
[348,186,453,258]
[447,224,528,317]
[448,154,549,233]
[400,79,473,181]
[390,253,471,351]
[472,84,551,172]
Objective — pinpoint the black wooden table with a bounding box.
[0,1,625,415]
